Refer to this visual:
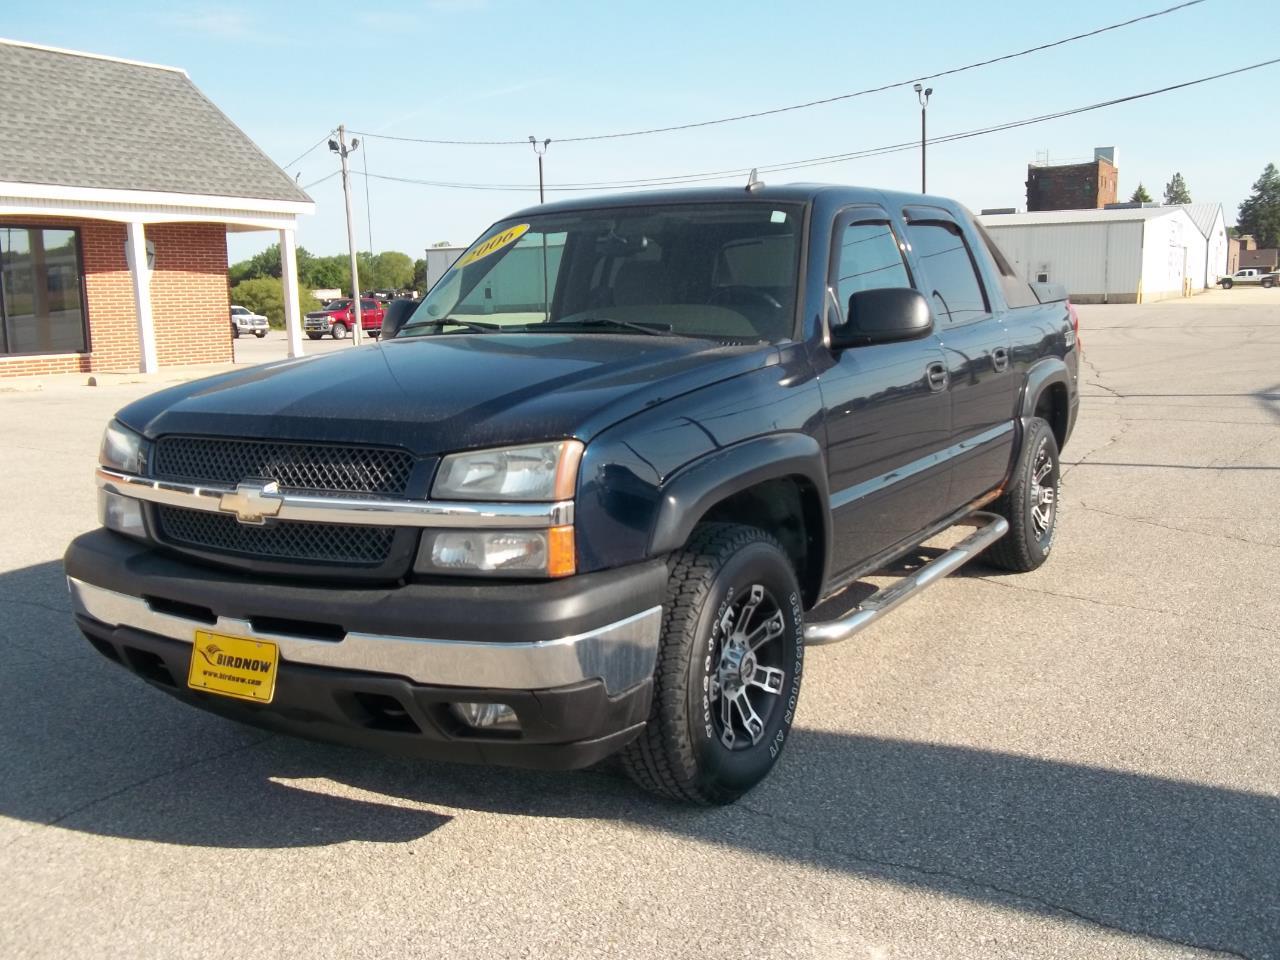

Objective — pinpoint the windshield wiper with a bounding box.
[399,316,501,334]
[537,316,671,336]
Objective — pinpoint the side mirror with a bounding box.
[380,299,417,340]
[831,288,933,349]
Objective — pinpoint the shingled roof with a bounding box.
[0,38,310,204]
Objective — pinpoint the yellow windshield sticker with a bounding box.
[456,223,530,267]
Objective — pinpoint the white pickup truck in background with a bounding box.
[1218,268,1278,289]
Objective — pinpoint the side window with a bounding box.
[906,222,990,324]
[835,221,912,316]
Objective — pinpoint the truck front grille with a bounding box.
[153,437,414,496]
[156,506,395,566]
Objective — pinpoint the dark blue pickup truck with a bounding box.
[66,183,1079,804]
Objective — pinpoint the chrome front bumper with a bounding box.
[68,576,662,694]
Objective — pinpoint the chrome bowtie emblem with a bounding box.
[219,480,283,525]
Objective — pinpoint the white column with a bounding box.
[125,221,158,373]
[279,227,304,358]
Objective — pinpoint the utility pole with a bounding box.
[329,125,364,345]
[913,84,932,194]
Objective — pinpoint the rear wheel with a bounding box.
[622,523,805,805]
[985,417,1061,572]
[332,323,349,340]
[1263,278,1275,289]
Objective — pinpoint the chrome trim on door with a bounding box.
[68,577,660,694]
[95,467,574,529]
[829,421,1014,511]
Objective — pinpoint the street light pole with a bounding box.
[913,84,932,194]
[331,125,364,345]
[529,136,550,203]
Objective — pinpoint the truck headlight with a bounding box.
[432,440,583,501]
[99,420,145,474]
[415,526,575,578]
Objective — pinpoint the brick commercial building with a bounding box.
[1026,148,1119,212]
[0,39,313,378]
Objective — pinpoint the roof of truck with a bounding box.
[507,183,957,218]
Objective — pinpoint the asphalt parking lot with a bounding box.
[2,288,1277,959]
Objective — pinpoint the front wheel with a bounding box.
[1221,278,1234,289]
[255,330,267,338]
[622,523,805,805]
[332,322,349,340]
[231,326,240,339]
[307,333,323,341]
[985,417,1061,572]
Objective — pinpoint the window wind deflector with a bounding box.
[902,205,960,225]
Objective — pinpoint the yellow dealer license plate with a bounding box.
[188,631,279,703]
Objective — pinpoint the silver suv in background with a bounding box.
[229,305,269,339]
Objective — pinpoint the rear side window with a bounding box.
[835,222,912,316]
[906,222,989,324]
[974,220,1038,309]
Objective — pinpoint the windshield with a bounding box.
[401,202,803,342]
[325,299,351,311]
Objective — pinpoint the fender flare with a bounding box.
[648,433,832,583]
[1019,356,1071,419]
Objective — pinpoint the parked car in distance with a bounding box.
[229,305,268,339]
[303,297,385,339]
[1218,268,1278,288]
[69,183,1079,804]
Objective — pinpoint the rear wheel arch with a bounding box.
[1020,358,1072,452]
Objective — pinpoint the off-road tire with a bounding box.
[985,417,1061,572]
[622,523,805,805]
[332,323,349,340]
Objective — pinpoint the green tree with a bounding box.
[1130,183,1153,203]
[1163,172,1191,205]
[1237,162,1280,250]
[229,277,320,328]
[305,255,351,291]
[412,258,428,292]
[369,251,414,290]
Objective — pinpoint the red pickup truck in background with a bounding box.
[304,298,385,340]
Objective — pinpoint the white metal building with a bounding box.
[978,206,1221,304]
[1170,203,1230,289]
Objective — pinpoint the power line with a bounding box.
[301,169,341,191]
[346,55,1280,194]
[280,131,335,170]
[351,0,1207,148]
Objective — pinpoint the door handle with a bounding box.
[992,347,1010,373]
[926,361,949,392]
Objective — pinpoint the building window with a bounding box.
[0,226,88,356]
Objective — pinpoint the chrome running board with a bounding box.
[804,511,1009,646]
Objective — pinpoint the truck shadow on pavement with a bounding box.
[3,559,1276,958]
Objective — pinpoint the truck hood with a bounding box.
[117,334,778,455]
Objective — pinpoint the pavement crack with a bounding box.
[1076,502,1280,549]
[735,801,1252,959]
[972,576,1278,637]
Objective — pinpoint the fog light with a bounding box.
[450,702,520,731]
[98,489,146,539]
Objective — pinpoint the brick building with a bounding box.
[0,39,313,378]
[1026,148,1119,212]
